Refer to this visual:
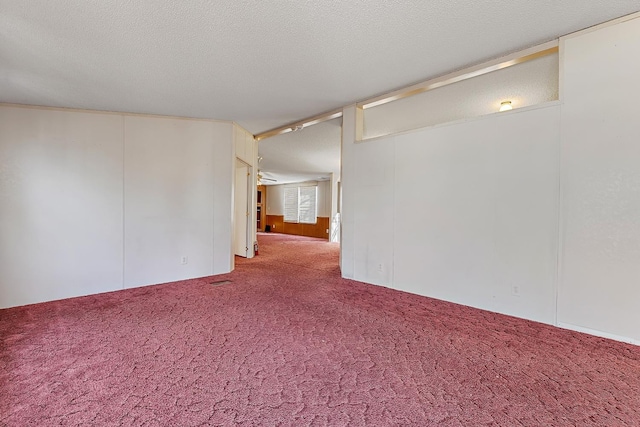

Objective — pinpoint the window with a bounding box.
[284,185,317,224]
[284,187,298,222]
[298,186,317,224]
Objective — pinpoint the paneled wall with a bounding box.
[343,104,560,320]
[0,107,125,307]
[0,105,235,308]
[341,14,640,343]
[557,16,640,342]
[123,116,232,288]
[233,125,258,259]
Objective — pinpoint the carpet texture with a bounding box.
[1,233,639,426]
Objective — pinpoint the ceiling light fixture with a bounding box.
[499,101,513,112]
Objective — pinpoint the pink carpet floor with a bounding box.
[1,233,639,426]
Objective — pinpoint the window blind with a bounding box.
[284,187,299,222]
[283,185,318,223]
[298,186,317,224]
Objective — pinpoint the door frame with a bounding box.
[234,158,252,258]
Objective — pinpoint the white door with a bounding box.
[234,159,250,257]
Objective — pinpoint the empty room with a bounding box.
[2,2,640,426]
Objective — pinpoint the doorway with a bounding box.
[234,158,251,258]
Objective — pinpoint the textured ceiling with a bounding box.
[3,2,639,185]
[1,1,639,135]
[258,118,341,185]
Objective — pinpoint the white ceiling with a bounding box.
[2,1,638,184]
[2,1,638,135]
[258,118,341,185]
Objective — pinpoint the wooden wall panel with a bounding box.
[265,215,330,240]
[266,215,284,233]
[303,217,330,238]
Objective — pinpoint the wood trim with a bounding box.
[253,40,559,142]
[358,42,559,110]
[559,10,640,41]
[254,109,343,141]
[265,215,330,239]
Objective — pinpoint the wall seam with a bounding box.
[553,109,563,327]
[121,114,126,290]
[211,122,216,276]
[391,136,396,289]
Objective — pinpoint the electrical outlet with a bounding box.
[273,224,276,229]
[181,256,188,265]
[511,285,520,296]
[326,228,329,233]
[377,263,383,272]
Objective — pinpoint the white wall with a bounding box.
[0,105,235,308]
[394,106,560,323]
[233,124,258,259]
[343,105,560,322]
[266,185,284,216]
[234,124,257,166]
[212,123,234,274]
[341,14,640,343]
[558,16,640,342]
[329,173,340,242]
[341,112,396,286]
[317,180,331,217]
[234,159,249,257]
[340,106,358,278]
[0,107,124,308]
[123,116,231,288]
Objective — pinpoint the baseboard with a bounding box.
[557,322,640,346]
